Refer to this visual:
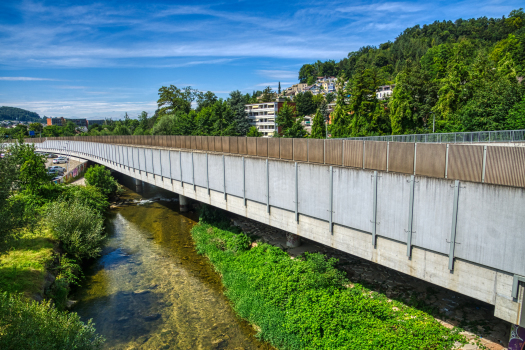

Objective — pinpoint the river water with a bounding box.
[73,175,272,350]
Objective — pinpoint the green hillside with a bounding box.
[298,8,525,136]
[0,107,42,122]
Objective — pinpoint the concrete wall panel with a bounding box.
[225,156,244,198]
[169,150,181,181]
[145,149,154,173]
[343,140,363,168]
[455,183,525,276]
[160,150,171,177]
[269,160,295,212]
[298,163,330,221]
[448,145,483,183]
[308,139,324,163]
[365,141,387,171]
[245,158,267,203]
[139,148,146,171]
[268,138,280,158]
[193,152,208,188]
[412,177,455,255]
[180,151,193,184]
[325,140,342,166]
[131,147,138,169]
[208,154,224,192]
[333,167,374,233]
[486,146,525,188]
[280,139,293,160]
[294,139,308,161]
[376,172,411,243]
[152,149,162,175]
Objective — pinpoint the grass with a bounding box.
[192,220,467,350]
[0,228,55,298]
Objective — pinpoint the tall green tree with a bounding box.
[310,108,326,139]
[157,85,197,119]
[276,102,306,138]
[227,90,250,135]
[294,92,316,116]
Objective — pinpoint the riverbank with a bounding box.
[191,207,469,350]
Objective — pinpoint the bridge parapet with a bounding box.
[17,135,525,188]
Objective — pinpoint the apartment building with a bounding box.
[244,99,296,137]
[46,117,88,128]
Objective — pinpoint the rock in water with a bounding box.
[143,313,161,322]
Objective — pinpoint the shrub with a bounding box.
[45,200,105,261]
[84,165,118,197]
[0,292,104,349]
[192,221,466,350]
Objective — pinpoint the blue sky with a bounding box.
[0,0,522,120]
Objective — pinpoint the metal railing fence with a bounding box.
[338,130,525,143]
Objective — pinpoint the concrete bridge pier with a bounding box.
[286,233,301,248]
[179,194,190,212]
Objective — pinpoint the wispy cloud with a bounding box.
[0,76,58,81]
[257,70,298,80]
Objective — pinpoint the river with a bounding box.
[73,174,272,350]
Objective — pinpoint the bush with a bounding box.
[84,165,118,197]
[45,200,105,261]
[0,292,104,349]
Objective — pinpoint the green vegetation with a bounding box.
[0,141,109,347]
[44,200,105,261]
[84,165,118,197]
[192,207,465,350]
[0,106,41,122]
[276,102,308,138]
[0,292,103,350]
[299,8,525,136]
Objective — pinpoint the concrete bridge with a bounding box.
[21,137,525,328]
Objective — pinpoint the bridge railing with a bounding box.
[337,129,525,143]
[15,135,525,188]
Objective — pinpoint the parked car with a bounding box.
[51,176,63,182]
[48,166,65,174]
[47,153,58,158]
[53,157,68,164]
[47,167,65,176]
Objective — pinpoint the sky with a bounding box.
[0,0,522,120]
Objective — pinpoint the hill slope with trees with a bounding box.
[0,107,42,122]
[299,8,525,136]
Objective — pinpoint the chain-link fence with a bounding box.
[337,130,525,143]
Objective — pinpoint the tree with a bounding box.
[260,86,275,103]
[29,123,43,134]
[247,126,262,137]
[63,121,76,136]
[195,100,237,136]
[227,90,251,135]
[310,108,326,139]
[84,165,118,197]
[348,68,381,136]
[294,92,316,116]
[196,91,218,112]
[157,85,197,119]
[298,64,315,83]
[325,93,336,104]
[276,102,306,138]
[507,98,525,129]
[278,82,281,94]
[389,62,437,134]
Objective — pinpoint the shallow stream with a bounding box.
[73,175,271,350]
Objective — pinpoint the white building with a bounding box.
[377,85,395,100]
[244,99,296,137]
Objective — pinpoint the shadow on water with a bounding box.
[73,174,273,350]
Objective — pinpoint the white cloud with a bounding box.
[0,77,58,81]
[257,70,298,80]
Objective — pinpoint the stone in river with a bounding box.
[143,313,161,322]
[133,289,150,295]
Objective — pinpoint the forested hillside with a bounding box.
[300,9,525,136]
[0,107,41,122]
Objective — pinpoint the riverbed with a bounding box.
[73,175,272,350]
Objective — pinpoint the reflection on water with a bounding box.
[74,175,271,350]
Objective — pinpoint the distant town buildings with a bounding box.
[245,98,296,137]
[45,117,107,128]
[282,76,337,98]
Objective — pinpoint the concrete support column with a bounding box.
[286,233,301,248]
[179,194,190,212]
